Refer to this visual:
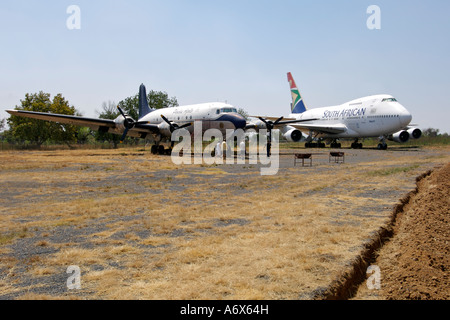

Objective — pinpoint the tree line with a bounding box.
[1,91,447,148]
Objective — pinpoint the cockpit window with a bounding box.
[220,108,238,113]
[382,98,397,103]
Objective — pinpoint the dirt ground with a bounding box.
[354,162,450,300]
[0,146,449,300]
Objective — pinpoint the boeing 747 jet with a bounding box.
[249,73,421,150]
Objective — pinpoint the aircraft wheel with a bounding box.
[331,143,342,148]
[377,143,387,150]
[151,145,158,154]
[158,145,165,155]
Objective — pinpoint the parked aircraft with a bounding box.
[7,84,249,154]
[248,73,422,150]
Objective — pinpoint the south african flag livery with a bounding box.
[287,72,308,114]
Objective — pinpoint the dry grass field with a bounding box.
[0,145,449,300]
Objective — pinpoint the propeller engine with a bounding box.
[160,115,192,148]
[116,106,148,143]
[160,115,192,133]
[258,116,284,157]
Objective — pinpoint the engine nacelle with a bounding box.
[388,130,410,143]
[283,129,304,142]
[408,128,422,140]
[157,122,172,137]
[249,119,266,130]
[114,114,137,131]
[114,115,127,131]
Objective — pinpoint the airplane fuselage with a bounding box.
[112,101,247,141]
[142,102,245,133]
[290,94,413,139]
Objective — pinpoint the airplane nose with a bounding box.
[400,111,412,127]
[233,114,247,129]
[398,104,412,127]
[215,113,247,130]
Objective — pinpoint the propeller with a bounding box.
[117,106,148,143]
[258,116,284,157]
[160,115,192,133]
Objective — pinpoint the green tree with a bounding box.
[95,101,121,148]
[237,108,249,120]
[76,126,95,145]
[7,92,79,147]
[148,90,179,111]
[118,90,179,121]
[422,128,440,138]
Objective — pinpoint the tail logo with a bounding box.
[288,73,307,114]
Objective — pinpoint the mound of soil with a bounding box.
[374,162,450,299]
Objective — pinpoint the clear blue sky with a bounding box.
[1,0,449,133]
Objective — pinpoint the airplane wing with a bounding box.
[250,116,297,122]
[247,115,320,131]
[6,109,160,139]
[289,123,348,135]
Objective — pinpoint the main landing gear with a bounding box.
[305,141,325,148]
[151,144,172,155]
[330,139,342,149]
[377,137,388,150]
[377,143,388,150]
[305,139,342,149]
[351,139,363,149]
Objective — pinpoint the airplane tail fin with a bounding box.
[139,84,153,119]
[287,72,308,114]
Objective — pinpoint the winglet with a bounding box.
[287,72,308,114]
[138,84,152,119]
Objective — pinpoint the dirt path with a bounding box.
[354,162,450,300]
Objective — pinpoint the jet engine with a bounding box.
[388,130,410,143]
[283,128,304,142]
[408,128,422,140]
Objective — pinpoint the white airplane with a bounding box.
[249,72,422,150]
[7,84,248,154]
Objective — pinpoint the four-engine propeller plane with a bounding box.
[7,84,249,154]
